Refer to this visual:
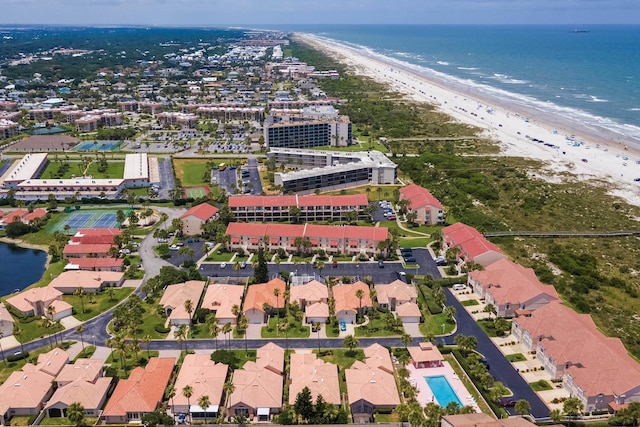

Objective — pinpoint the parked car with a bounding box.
[339,321,347,331]
[378,260,385,268]
[435,258,448,266]
[452,284,466,291]
[333,260,338,268]
[500,399,517,408]
[220,263,227,269]
[404,256,416,263]
[169,244,178,250]
[240,261,246,269]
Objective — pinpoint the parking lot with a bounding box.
[156,157,175,199]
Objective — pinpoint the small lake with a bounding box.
[0,241,47,298]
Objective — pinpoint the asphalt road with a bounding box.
[157,156,175,199]
[166,240,208,267]
[245,156,262,195]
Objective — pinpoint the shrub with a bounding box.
[7,351,29,362]
[154,325,171,334]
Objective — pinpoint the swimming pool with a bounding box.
[425,375,463,407]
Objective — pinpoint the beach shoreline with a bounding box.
[295,33,640,208]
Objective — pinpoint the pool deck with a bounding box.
[407,362,480,411]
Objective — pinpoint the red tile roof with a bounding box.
[243,278,287,312]
[22,208,47,222]
[63,243,114,255]
[70,234,116,245]
[399,184,443,210]
[442,222,503,260]
[76,228,122,236]
[226,222,389,243]
[180,203,219,221]
[102,357,175,418]
[67,257,124,270]
[228,194,368,208]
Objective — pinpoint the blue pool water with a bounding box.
[425,375,463,407]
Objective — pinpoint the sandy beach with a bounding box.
[296,34,640,208]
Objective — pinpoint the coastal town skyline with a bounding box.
[1,0,639,26]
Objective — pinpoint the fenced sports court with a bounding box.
[73,140,123,151]
[48,209,128,234]
[183,186,210,199]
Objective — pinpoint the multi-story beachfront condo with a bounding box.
[269,148,397,195]
[263,106,352,149]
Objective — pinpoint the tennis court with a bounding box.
[49,209,123,234]
[184,186,210,199]
[73,140,123,151]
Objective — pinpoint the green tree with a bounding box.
[66,402,85,426]
[401,333,413,348]
[184,299,194,324]
[294,386,315,422]
[514,399,531,417]
[254,246,269,283]
[182,385,194,423]
[483,303,497,319]
[198,395,211,424]
[74,287,86,314]
[343,334,359,352]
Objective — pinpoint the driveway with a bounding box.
[403,322,422,337]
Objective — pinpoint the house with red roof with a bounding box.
[6,287,72,320]
[180,203,219,235]
[332,281,372,324]
[468,258,558,317]
[0,208,47,229]
[243,278,286,324]
[442,223,506,267]
[63,243,114,258]
[63,257,124,272]
[101,357,175,424]
[229,194,369,222]
[225,223,389,255]
[399,184,445,225]
[512,301,640,412]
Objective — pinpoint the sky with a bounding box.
[1,0,639,26]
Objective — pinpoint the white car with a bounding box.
[169,244,178,250]
[452,284,467,291]
[220,263,227,269]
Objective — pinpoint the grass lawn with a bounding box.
[63,287,133,322]
[444,354,495,416]
[173,159,215,186]
[419,312,455,337]
[73,345,96,361]
[205,250,236,262]
[322,184,401,200]
[506,353,527,362]
[461,299,480,307]
[355,310,402,337]
[9,416,32,426]
[326,322,339,337]
[41,159,125,180]
[529,379,553,391]
[261,316,310,338]
[375,413,399,423]
[39,417,98,426]
[381,220,435,238]
[127,302,169,339]
[331,255,353,262]
[106,350,159,379]
[476,318,512,338]
[13,317,65,343]
[398,237,432,248]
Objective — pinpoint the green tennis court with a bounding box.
[48,209,128,234]
[184,186,210,199]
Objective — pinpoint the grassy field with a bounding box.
[173,158,233,187]
[62,288,133,322]
[41,159,125,179]
[262,316,310,338]
[322,184,402,201]
[530,379,553,391]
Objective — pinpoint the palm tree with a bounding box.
[13,325,25,356]
[278,319,290,349]
[239,316,249,354]
[184,299,194,325]
[167,384,177,423]
[355,288,365,321]
[483,303,497,319]
[175,324,187,352]
[198,395,211,424]
[222,322,233,350]
[273,287,280,316]
[343,334,359,352]
[76,325,85,350]
[182,385,194,423]
[66,402,85,426]
[207,315,220,350]
[74,287,86,314]
[401,333,413,348]
[143,335,152,359]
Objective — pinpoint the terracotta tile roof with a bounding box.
[289,353,340,405]
[66,257,124,270]
[180,203,219,221]
[22,208,47,222]
[399,184,443,210]
[226,223,389,243]
[0,369,54,414]
[374,280,417,306]
[6,286,63,313]
[76,228,122,236]
[345,345,399,407]
[256,342,285,375]
[173,354,228,407]
[49,270,124,292]
[332,281,372,314]
[70,234,116,245]
[515,302,640,399]
[396,301,421,318]
[470,258,558,306]
[45,377,112,411]
[305,302,329,319]
[201,283,244,322]
[243,278,286,313]
[363,343,395,375]
[56,358,103,385]
[442,222,503,261]
[63,243,114,255]
[0,302,14,323]
[159,281,206,322]
[228,194,367,208]
[408,342,444,364]
[35,348,69,377]
[442,413,536,427]
[289,280,328,306]
[102,357,175,418]
[228,361,283,410]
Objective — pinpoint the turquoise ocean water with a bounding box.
[275,25,640,145]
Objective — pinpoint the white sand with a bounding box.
[296,34,640,208]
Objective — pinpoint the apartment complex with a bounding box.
[399,183,445,225]
[264,106,351,149]
[269,148,397,195]
[228,194,369,222]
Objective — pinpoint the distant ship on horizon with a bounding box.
[571,29,590,33]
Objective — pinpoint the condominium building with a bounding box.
[0,119,19,139]
[228,193,369,222]
[264,106,352,149]
[269,148,397,195]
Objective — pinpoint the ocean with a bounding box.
[276,25,640,145]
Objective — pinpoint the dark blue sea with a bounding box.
[0,242,47,297]
[272,24,640,145]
